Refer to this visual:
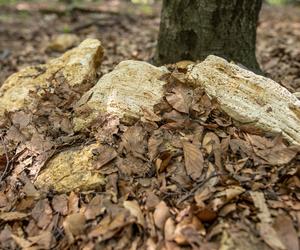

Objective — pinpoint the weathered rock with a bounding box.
[35,143,105,193]
[73,60,168,131]
[187,55,300,145]
[47,34,80,52]
[0,38,103,116]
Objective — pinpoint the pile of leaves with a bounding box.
[0,65,299,250]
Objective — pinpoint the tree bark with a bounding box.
[154,0,262,72]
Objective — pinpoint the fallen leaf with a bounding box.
[251,191,272,224]
[164,217,176,241]
[166,85,191,113]
[93,145,118,169]
[258,222,286,250]
[0,212,28,221]
[255,145,298,165]
[11,234,32,249]
[182,141,204,180]
[123,200,145,227]
[63,213,86,244]
[31,199,53,229]
[52,194,68,215]
[153,201,170,230]
[202,132,219,154]
[84,195,105,220]
[273,215,299,250]
[28,231,54,249]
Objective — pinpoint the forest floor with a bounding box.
[0,1,300,250]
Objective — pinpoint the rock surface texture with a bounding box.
[73,60,168,131]
[35,144,105,193]
[187,55,300,145]
[0,38,103,116]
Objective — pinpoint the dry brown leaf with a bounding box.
[202,132,222,170]
[164,217,176,241]
[147,130,163,161]
[68,192,79,214]
[153,201,170,230]
[0,211,28,221]
[31,199,53,229]
[182,141,204,180]
[22,179,40,199]
[123,200,145,227]
[166,85,191,114]
[255,145,298,165]
[258,223,286,250]
[196,207,218,222]
[11,234,32,249]
[89,212,128,241]
[84,195,105,220]
[173,216,203,246]
[94,145,118,169]
[27,231,54,249]
[121,125,147,158]
[202,132,220,154]
[52,194,68,215]
[251,191,272,224]
[94,115,120,143]
[26,133,54,154]
[273,215,299,250]
[63,213,86,243]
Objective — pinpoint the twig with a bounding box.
[0,133,10,183]
[176,173,223,205]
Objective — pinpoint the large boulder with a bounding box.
[35,143,105,193]
[73,60,168,131]
[0,38,103,116]
[187,55,300,145]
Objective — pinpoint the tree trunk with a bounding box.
[154,0,262,72]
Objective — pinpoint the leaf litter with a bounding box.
[0,63,299,249]
[0,1,300,250]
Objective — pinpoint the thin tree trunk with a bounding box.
[154,0,262,72]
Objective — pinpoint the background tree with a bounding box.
[155,0,263,72]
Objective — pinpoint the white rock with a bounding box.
[73,60,168,131]
[187,55,300,145]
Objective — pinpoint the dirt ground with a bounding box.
[0,1,300,250]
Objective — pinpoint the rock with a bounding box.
[187,55,300,145]
[293,92,300,99]
[73,60,168,131]
[47,34,80,52]
[0,38,104,117]
[35,143,105,193]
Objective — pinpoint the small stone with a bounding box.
[47,34,80,52]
